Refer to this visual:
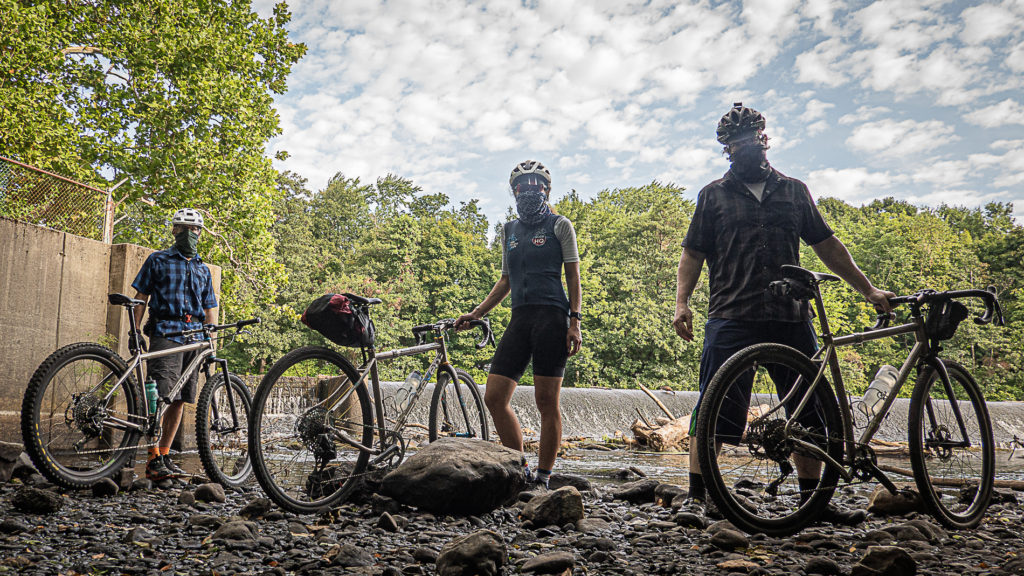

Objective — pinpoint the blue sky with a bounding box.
[253,0,1024,226]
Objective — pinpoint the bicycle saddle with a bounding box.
[780,265,839,284]
[342,293,382,306]
[107,293,146,307]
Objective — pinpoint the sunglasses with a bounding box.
[515,183,547,194]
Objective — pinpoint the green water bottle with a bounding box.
[145,378,158,414]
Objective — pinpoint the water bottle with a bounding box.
[394,371,422,412]
[144,378,159,414]
[860,365,898,419]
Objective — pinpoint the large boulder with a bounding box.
[11,486,63,514]
[380,438,526,515]
[436,529,506,576]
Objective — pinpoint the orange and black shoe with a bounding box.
[162,455,188,477]
[145,456,173,481]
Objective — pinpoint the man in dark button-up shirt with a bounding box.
[673,103,893,525]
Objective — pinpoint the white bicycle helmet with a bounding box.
[171,208,204,228]
[509,160,551,188]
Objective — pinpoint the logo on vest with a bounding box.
[507,233,518,250]
[531,232,547,247]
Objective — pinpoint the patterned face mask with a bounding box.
[515,189,550,225]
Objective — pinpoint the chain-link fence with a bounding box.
[0,156,108,241]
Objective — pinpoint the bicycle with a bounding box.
[21,293,260,490]
[694,264,1005,536]
[248,293,494,514]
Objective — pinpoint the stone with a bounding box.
[673,511,706,529]
[520,486,585,527]
[378,511,401,532]
[548,473,594,493]
[716,558,759,572]
[806,556,843,575]
[0,519,29,534]
[11,486,63,514]
[122,526,152,543]
[710,528,749,551]
[177,489,196,506]
[0,442,23,483]
[325,543,375,567]
[212,520,258,542]
[436,529,506,576]
[91,478,119,497]
[238,497,273,519]
[654,483,686,507]
[521,550,575,574]
[188,514,223,529]
[867,487,926,516]
[608,479,659,504]
[194,482,226,503]
[114,467,135,491]
[575,517,611,534]
[380,438,526,515]
[130,478,152,492]
[851,546,916,576]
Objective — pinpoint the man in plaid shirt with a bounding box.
[131,208,218,481]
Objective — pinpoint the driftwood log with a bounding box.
[631,415,691,451]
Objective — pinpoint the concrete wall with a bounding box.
[0,217,220,448]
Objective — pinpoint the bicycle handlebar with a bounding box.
[411,318,494,349]
[868,287,1004,330]
[165,317,262,339]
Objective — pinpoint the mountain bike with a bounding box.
[694,265,1004,536]
[21,293,260,489]
[248,293,494,514]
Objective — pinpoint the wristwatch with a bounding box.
[569,311,583,322]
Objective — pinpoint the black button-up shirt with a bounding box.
[682,168,834,321]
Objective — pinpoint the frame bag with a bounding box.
[301,293,375,347]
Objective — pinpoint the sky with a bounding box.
[252,0,1024,227]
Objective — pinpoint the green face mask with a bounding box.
[174,230,199,257]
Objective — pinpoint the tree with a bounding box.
[0,0,306,315]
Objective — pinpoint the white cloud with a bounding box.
[963,99,1024,128]
[846,119,957,156]
[806,167,898,205]
[961,3,1021,44]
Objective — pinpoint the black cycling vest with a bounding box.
[504,213,570,312]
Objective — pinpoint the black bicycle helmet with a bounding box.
[716,102,766,144]
[509,160,551,188]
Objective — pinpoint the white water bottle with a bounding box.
[395,370,422,412]
[860,365,899,418]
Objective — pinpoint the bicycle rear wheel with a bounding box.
[429,367,489,441]
[21,343,143,489]
[695,343,843,536]
[909,359,994,529]
[249,346,373,514]
[196,372,253,488]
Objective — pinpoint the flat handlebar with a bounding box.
[165,317,262,339]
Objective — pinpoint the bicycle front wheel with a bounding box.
[696,343,843,536]
[429,368,489,442]
[21,343,143,489]
[249,346,373,514]
[196,372,253,488]
[909,359,994,530]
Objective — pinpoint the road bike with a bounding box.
[21,293,259,489]
[694,265,1005,535]
[248,293,493,514]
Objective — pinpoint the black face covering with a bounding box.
[729,145,771,183]
[174,230,199,258]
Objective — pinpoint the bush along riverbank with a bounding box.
[1,439,1023,576]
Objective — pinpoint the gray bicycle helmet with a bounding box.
[509,160,551,188]
[716,102,766,144]
[171,208,204,228]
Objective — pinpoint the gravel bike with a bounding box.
[695,265,1004,535]
[248,293,494,514]
[21,293,260,489]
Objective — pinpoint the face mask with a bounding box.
[730,144,771,182]
[174,230,199,257]
[515,189,550,225]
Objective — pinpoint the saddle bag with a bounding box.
[301,294,375,347]
[924,299,969,341]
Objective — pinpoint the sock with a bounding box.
[148,446,160,461]
[535,468,552,487]
[688,473,706,501]
[159,446,170,457]
[798,477,818,505]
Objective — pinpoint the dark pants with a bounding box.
[147,336,199,403]
[690,318,822,444]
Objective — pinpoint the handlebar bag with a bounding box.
[301,294,375,347]
[924,299,969,341]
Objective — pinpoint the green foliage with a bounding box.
[0,0,306,318]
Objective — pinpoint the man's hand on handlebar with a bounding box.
[866,287,896,314]
[455,311,481,331]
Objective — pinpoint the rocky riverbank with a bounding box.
[2,453,1023,575]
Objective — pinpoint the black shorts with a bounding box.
[147,336,200,403]
[489,305,569,380]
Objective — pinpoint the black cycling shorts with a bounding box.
[489,305,569,380]
[147,336,199,403]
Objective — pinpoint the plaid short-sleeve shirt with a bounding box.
[132,247,218,343]
[682,168,834,322]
